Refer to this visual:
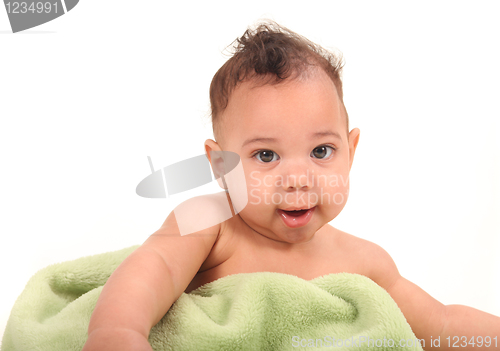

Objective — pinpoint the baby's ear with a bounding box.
[348,128,360,170]
[204,140,227,189]
[204,139,221,167]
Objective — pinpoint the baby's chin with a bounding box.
[239,212,321,245]
[275,230,317,244]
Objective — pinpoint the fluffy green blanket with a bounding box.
[2,246,423,351]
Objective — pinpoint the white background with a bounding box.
[1,0,499,342]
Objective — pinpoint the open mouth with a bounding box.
[282,209,309,217]
[277,206,316,228]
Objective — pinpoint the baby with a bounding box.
[82,21,500,351]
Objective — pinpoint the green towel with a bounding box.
[2,246,423,351]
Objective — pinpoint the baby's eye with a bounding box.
[311,145,335,159]
[255,150,279,163]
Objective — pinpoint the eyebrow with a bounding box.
[313,131,342,140]
[242,131,342,147]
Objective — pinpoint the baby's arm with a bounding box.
[82,210,221,351]
[370,246,500,350]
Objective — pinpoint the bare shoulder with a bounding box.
[141,193,230,277]
[326,226,401,290]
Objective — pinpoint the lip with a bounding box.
[280,206,313,211]
[277,206,316,228]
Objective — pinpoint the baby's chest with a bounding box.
[233,244,369,279]
[188,236,371,293]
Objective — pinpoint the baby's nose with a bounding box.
[280,162,312,190]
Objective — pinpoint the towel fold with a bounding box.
[2,246,423,350]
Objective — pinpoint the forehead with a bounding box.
[219,70,346,146]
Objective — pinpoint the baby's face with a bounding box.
[211,70,359,244]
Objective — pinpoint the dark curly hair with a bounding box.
[209,20,348,141]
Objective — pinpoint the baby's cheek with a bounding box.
[247,186,261,207]
[245,173,274,199]
[315,175,350,207]
[245,182,269,207]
